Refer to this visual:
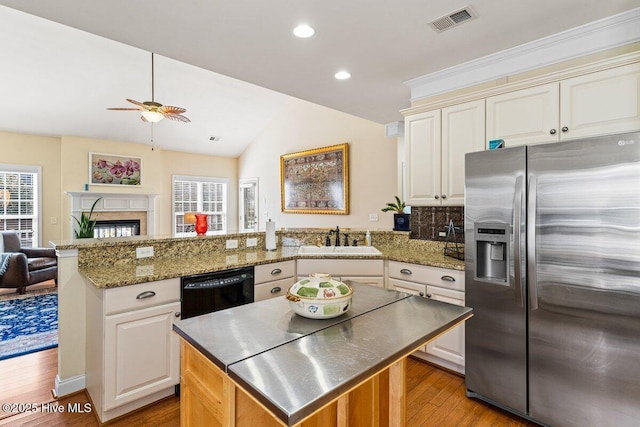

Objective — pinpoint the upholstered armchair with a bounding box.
[0,231,58,294]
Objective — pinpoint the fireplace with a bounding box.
[94,219,141,238]
[66,191,157,239]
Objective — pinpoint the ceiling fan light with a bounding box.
[141,110,164,123]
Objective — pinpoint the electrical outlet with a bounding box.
[226,239,238,249]
[438,231,447,237]
[136,246,154,258]
[369,213,379,221]
[246,237,257,247]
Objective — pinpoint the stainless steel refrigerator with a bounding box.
[464,132,640,427]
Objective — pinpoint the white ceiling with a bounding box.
[0,1,639,157]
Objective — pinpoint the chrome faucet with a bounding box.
[329,226,340,246]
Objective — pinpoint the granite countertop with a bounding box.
[79,244,464,289]
[174,284,473,426]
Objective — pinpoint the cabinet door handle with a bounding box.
[419,292,424,297]
[271,268,282,275]
[136,291,156,300]
[561,126,569,133]
[400,268,412,275]
[270,286,282,294]
[426,293,432,298]
[441,275,455,282]
[174,312,181,318]
[550,129,557,135]
[434,195,439,200]
[441,194,447,199]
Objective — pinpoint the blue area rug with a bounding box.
[0,293,58,360]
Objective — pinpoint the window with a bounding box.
[0,165,41,247]
[173,175,228,236]
[239,178,258,233]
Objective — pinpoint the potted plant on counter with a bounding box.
[381,196,410,231]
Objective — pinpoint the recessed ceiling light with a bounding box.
[334,71,351,80]
[293,24,315,38]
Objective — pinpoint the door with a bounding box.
[560,62,640,140]
[527,133,640,427]
[464,146,527,414]
[441,100,485,206]
[404,110,441,205]
[486,83,559,147]
[239,178,258,233]
[424,286,465,369]
[104,302,181,410]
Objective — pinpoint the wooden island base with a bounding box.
[180,340,409,427]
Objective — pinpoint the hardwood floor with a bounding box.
[0,349,533,426]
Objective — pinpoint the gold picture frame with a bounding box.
[280,143,349,215]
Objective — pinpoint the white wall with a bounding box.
[239,97,398,231]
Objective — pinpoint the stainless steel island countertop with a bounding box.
[172,282,410,371]
[173,283,472,426]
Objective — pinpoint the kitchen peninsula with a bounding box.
[51,229,465,421]
[173,282,472,426]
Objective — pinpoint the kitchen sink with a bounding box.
[297,245,382,256]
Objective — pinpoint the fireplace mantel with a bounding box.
[66,191,158,238]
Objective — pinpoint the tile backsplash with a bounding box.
[409,206,464,242]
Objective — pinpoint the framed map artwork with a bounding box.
[280,143,349,214]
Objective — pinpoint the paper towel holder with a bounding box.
[265,218,276,251]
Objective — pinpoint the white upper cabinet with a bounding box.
[486,83,560,147]
[487,62,640,148]
[404,100,485,206]
[441,100,486,205]
[404,109,441,206]
[560,62,640,139]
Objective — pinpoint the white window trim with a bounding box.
[239,177,259,233]
[172,174,229,237]
[0,163,42,247]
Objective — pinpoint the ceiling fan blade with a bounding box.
[140,115,150,123]
[106,107,141,111]
[126,98,149,109]
[164,113,191,123]
[159,105,187,115]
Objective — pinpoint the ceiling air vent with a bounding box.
[429,6,477,33]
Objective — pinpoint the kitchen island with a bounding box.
[173,282,472,426]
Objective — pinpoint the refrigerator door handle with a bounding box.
[527,174,539,310]
[513,175,525,308]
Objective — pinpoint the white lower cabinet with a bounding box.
[254,260,296,301]
[423,285,465,371]
[297,258,384,287]
[86,278,181,423]
[388,261,465,374]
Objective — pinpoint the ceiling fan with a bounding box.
[107,53,190,123]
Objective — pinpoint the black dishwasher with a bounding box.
[180,266,254,319]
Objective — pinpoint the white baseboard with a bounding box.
[55,374,86,398]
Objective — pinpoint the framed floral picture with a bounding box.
[280,143,349,214]
[89,152,142,186]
